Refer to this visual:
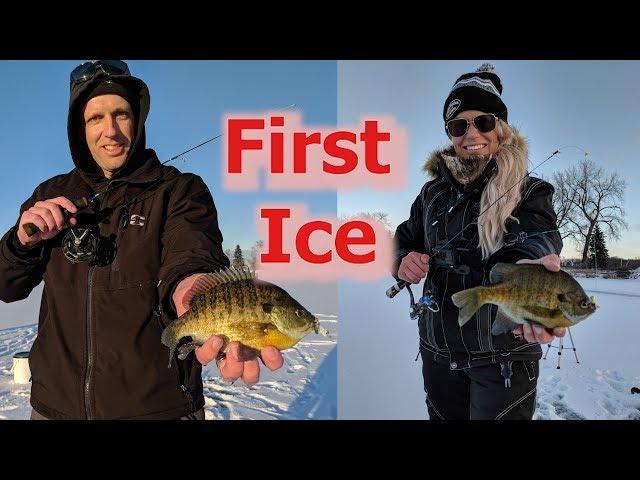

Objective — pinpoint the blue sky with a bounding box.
[0,60,337,252]
[338,61,640,259]
[4,61,639,259]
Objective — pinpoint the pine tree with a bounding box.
[232,244,245,269]
[588,223,609,269]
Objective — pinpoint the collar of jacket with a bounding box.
[75,148,163,192]
[435,154,498,195]
[423,127,528,194]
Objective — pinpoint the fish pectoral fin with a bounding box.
[177,342,203,360]
[491,308,521,336]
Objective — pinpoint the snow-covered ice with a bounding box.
[201,314,336,420]
[0,324,36,420]
[339,276,640,420]
[0,280,337,420]
[534,276,640,420]
[1,274,638,420]
[0,316,335,420]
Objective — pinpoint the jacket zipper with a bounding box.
[84,264,96,419]
[83,182,111,420]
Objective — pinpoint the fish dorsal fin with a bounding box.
[184,266,255,310]
[489,262,520,284]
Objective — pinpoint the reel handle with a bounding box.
[386,279,409,298]
[22,197,90,237]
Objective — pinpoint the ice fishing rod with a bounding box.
[22,103,298,238]
[386,145,588,303]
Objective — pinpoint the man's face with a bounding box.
[83,94,135,179]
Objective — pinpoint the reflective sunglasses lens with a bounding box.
[447,119,468,137]
[474,114,496,133]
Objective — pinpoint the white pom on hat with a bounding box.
[476,63,496,73]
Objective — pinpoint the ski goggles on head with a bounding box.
[445,113,497,138]
[70,60,131,89]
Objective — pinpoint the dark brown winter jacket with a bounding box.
[0,71,229,419]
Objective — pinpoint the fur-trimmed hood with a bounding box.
[422,126,529,179]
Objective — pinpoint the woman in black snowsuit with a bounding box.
[394,64,565,420]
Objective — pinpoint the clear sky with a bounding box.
[0,60,337,253]
[338,61,640,259]
[4,61,639,260]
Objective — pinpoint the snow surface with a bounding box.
[0,279,336,420]
[1,275,638,420]
[339,276,640,420]
[0,316,336,420]
[200,314,336,420]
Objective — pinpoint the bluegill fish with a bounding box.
[451,263,597,336]
[161,267,327,367]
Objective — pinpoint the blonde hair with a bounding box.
[477,120,528,259]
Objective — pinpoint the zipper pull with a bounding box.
[500,361,513,388]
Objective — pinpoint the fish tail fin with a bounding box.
[451,287,486,327]
[160,322,173,347]
[167,348,175,369]
[161,322,180,369]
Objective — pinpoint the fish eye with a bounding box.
[580,301,588,309]
[295,308,305,317]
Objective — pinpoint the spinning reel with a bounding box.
[386,279,440,320]
[62,226,116,265]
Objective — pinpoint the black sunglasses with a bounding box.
[446,113,497,138]
[70,60,131,89]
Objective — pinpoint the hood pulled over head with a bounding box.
[67,67,151,184]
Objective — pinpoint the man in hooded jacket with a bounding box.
[0,60,283,420]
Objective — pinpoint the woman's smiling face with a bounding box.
[450,110,499,159]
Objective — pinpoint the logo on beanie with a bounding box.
[446,99,461,120]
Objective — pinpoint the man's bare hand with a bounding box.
[172,273,208,317]
[17,196,78,247]
[194,337,284,387]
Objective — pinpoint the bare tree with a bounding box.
[551,170,580,240]
[339,211,393,239]
[553,159,627,264]
[250,240,264,269]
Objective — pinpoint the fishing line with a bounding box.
[22,103,298,241]
[386,145,589,316]
[27,104,298,264]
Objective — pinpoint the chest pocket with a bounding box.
[100,192,162,288]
